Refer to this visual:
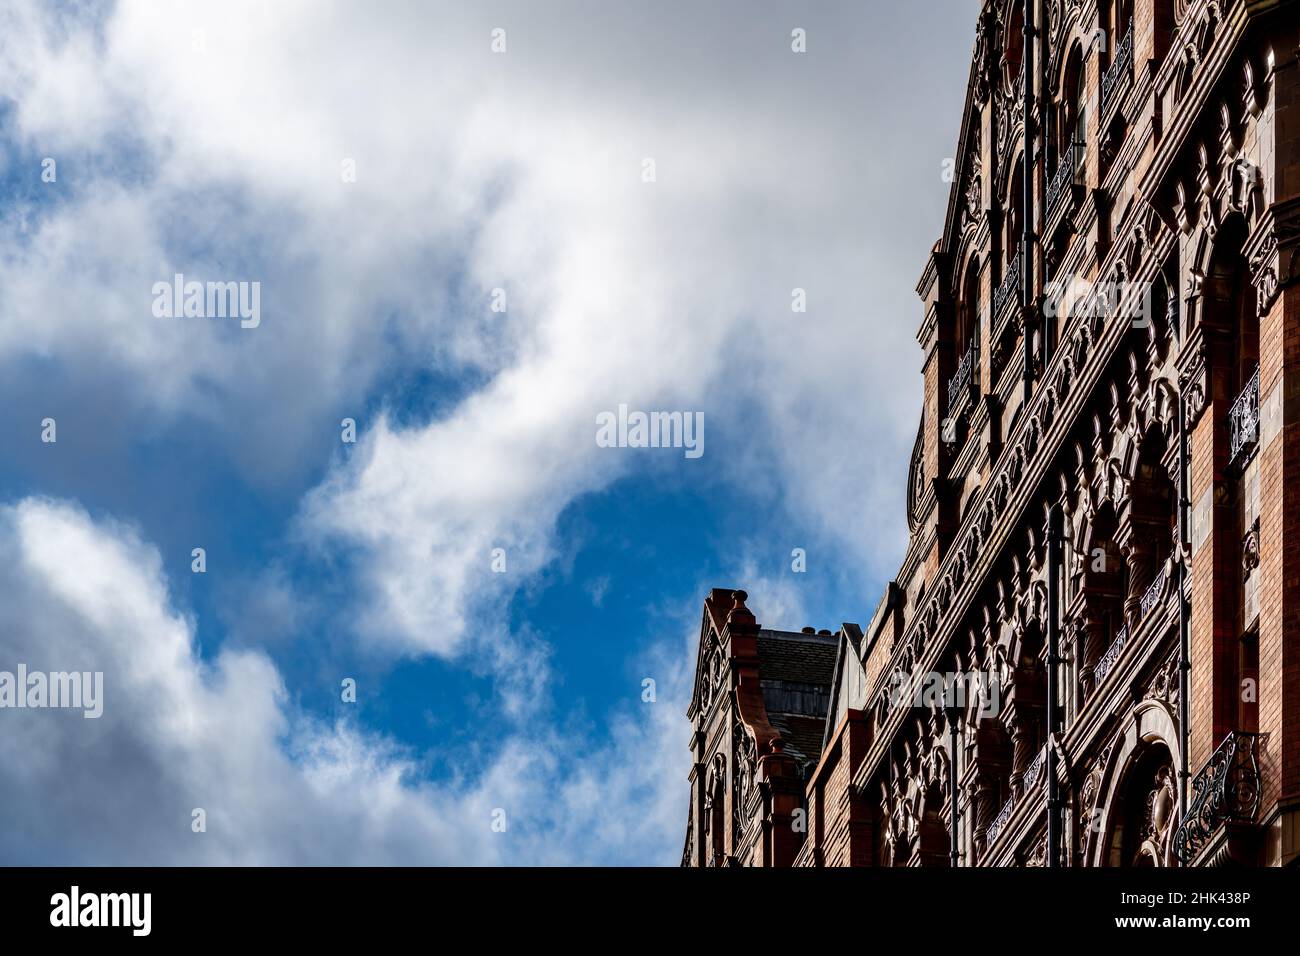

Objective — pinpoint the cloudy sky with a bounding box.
[0,0,977,865]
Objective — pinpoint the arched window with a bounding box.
[957,257,981,359]
[1006,164,1024,268]
[1061,47,1086,154]
[917,782,951,867]
[1204,218,1259,428]
[1109,745,1177,866]
[1004,5,1024,89]
[1153,0,1178,67]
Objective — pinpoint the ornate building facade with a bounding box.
[684,0,1300,867]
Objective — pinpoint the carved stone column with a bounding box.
[1075,602,1107,697]
[1119,536,1156,627]
[1008,714,1036,799]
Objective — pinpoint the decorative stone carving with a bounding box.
[973,5,1001,105]
[907,418,926,533]
[1137,764,1178,865]
[1144,653,1181,709]
[733,722,757,841]
[1078,739,1115,863]
[1250,233,1279,317]
[1025,835,1047,867]
[1177,334,1209,430]
[1242,516,1261,580]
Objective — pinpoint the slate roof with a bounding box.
[754,629,838,774]
[755,629,839,685]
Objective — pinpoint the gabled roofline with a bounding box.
[821,624,864,754]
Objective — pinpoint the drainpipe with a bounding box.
[1177,388,1191,840]
[1047,503,1063,867]
[1021,0,1036,407]
[1039,0,1053,369]
[948,705,961,867]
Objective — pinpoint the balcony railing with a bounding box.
[1174,731,1264,864]
[1100,19,1133,118]
[985,744,1047,848]
[1093,624,1127,686]
[1093,548,1177,688]
[993,245,1022,322]
[1139,559,1169,620]
[1228,365,1260,469]
[948,344,978,415]
[1023,744,1047,792]
[986,794,1015,846]
[1046,138,1083,221]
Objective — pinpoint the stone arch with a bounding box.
[1010,605,1046,670]
[1131,377,1178,454]
[1120,390,1177,492]
[916,777,952,867]
[1089,699,1182,867]
[1186,208,1250,333]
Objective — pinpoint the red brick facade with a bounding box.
[685,0,1300,867]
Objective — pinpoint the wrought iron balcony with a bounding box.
[1100,19,1133,119]
[1228,365,1260,469]
[1139,557,1170,620]
[948,344,978,415]
[1093,548,1176,689]
[1174,731,1264,864]
[992,245,1021,322]
[1093,624,1127,687]
[1023,744,1047,792]
[986,794,1015,845]
[1046,138,1083,221]
[986,744,1047,848]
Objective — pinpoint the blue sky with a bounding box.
[0,0,977,864]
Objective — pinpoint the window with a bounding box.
[1153,0,1178,67]
[1060,47,1086,155]
[1108,0,1133,52]
[958,257,981,358]
[1006,164,1024,268]
[1005,6,1024,89]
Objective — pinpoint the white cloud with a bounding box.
[0,1,980,863]
[0,0,972,663]
[0,497,689,864]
